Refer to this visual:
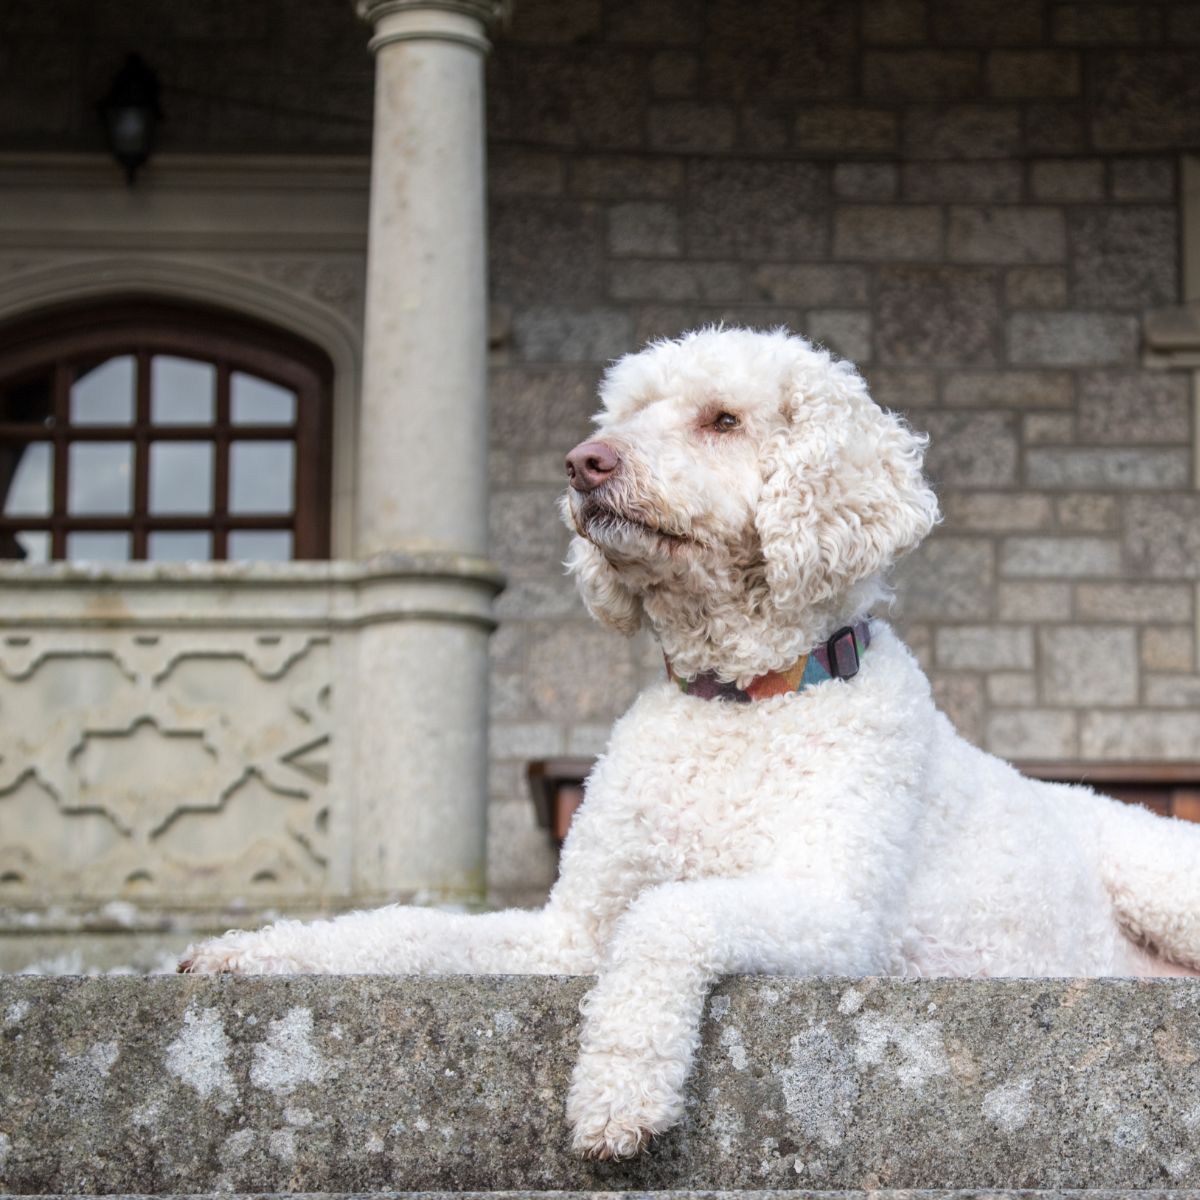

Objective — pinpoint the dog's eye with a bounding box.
[711,412,740,432]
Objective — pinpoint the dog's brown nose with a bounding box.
[565,440,620,491]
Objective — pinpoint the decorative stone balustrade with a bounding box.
[0,560,502,972]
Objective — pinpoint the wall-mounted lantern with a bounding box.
[98,54,161,185]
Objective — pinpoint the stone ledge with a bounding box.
[3,976,1200,1195]
[22,1194,1200,1200]
[0,553,505,631]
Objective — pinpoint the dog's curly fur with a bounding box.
[181,327,1200,1161]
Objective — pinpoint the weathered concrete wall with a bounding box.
[4,976,1200,1194]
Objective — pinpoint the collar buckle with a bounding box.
[825,625,861,680]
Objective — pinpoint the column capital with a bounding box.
[356,0,506,53]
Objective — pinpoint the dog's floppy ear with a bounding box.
[755,362,939,615]
[565,535,644,635]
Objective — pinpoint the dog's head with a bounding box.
[561,327,939,648]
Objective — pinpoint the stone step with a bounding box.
[3,976,1200,1194]
[25,1193,1200,1200]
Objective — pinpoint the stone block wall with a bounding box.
[0,0,374,154]
[484,0,1200,901]
[2,0,1200,907]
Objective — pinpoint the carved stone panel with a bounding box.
[0,631,332,906]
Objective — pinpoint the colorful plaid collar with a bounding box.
[666,619,872,703]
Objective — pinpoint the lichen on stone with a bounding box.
[165,1004,236,1102]
[249,1005,327,1097]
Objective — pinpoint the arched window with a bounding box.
[0,301,332,562]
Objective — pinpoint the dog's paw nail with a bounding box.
[569,1054,673,1160]
[573,1124,650,1161]
[177,940,252,974]
[178,955,230,974]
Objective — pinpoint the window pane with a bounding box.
[151,357,215,425]
[68,443,133,514]
[2,530,49,562]
[149,441,213,514]
[148,531,212,562]
[228,530,293,562]
[2,443,52,516]
[66,531,131,562]
[2,376,53,426]
[231,373,296,425]
[229,441,293,514]
[71,357,134,425]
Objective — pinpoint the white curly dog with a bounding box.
[181,327,1200,1160]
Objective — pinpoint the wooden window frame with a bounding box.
[0,299,333,561]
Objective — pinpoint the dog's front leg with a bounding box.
[181,793,643,976]
[566,876,887,1160]
[179,901,601,975]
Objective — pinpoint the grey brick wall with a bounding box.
[2,0,1199,903]
[484,0,1200,900]
[0,0,374,153]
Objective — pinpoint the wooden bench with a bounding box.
[527,758,1200,845]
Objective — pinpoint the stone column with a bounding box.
[352,0,504,903]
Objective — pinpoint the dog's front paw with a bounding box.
[567,1051,681,1160]
[177,931,298,975]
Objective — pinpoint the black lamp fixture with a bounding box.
[98,54,162,184]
